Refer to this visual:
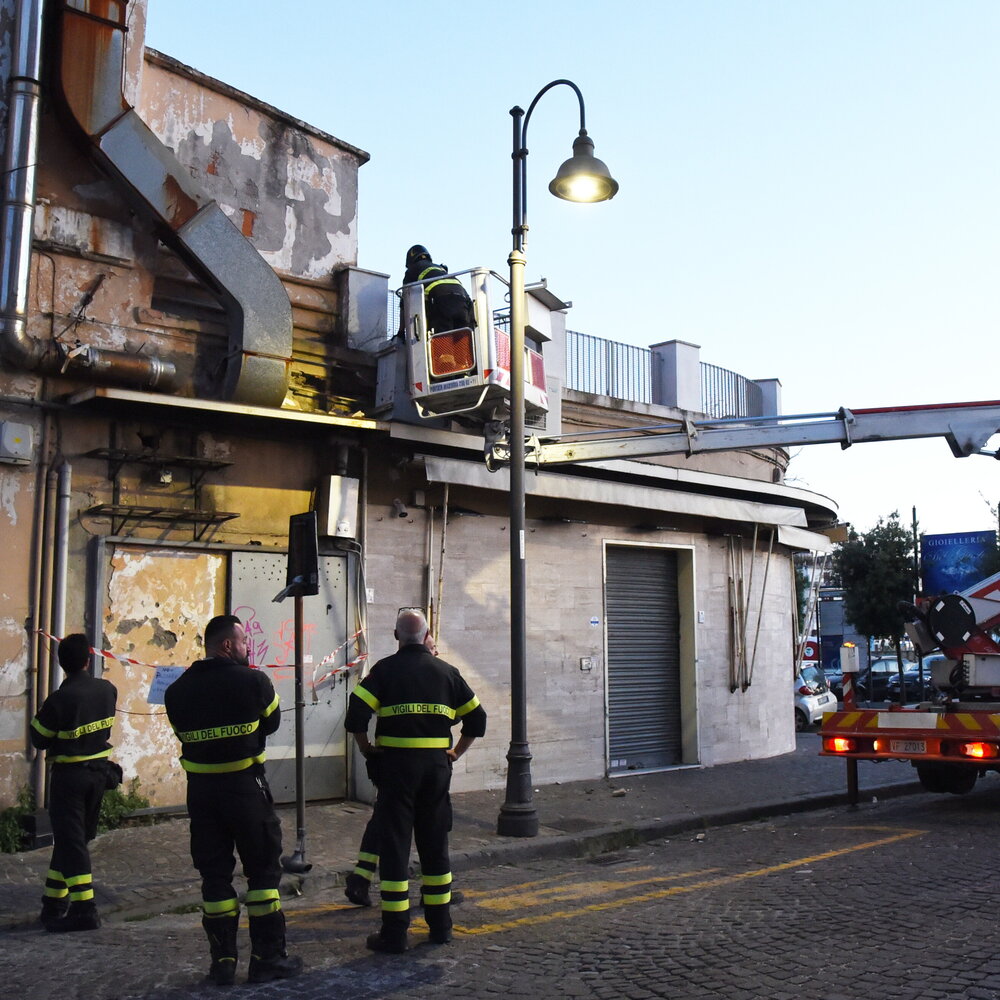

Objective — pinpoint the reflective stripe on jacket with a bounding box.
[164,658,281,774]
[30,671,117,764]
[345,644,486,749]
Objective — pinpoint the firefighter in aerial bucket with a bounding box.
[403,245,475,334]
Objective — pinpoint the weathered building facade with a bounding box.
[0,0,836,813]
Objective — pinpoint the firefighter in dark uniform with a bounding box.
[30,632,117,932]
[346,608,487,953]
[164,615,302,986]
[403,244,476,333]
[344,630,440,908]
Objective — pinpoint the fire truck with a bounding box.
[819,571,1000,795]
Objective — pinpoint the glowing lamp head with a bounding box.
[548,132,619,204]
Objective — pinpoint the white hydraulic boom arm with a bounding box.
[486,400,1000,468]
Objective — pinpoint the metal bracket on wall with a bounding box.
[83,503,239,541]
[84,446,237,541]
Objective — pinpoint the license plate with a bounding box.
[890,739,926,754]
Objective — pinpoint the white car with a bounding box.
[794,665,838,731]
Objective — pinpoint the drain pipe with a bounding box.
[0,0,176,388]
[27,430,54,806]
[49,458,71,688]
[0,0,45,370]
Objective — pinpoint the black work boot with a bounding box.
[202,914,239,987]
[424,902,453,944]
[46,900,100,933]
[344,873,372,907]
[38,897,68,931]
[366,920,409,954]
[247,911,303,984]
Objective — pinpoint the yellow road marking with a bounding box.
[460,866,654,899]
[474,870,723,911]
[286,827,927,938]
[454,828,926,937]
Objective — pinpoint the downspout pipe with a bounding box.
[0,0,176,389]
[0,0,45,370]
[50,458,71,683]
[51,0,293,407]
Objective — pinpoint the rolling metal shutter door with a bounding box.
[606,547,682,771]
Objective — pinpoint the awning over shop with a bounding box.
[419,454,812,529]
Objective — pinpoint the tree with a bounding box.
[834,513,915,703]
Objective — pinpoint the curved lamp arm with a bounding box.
[510,79,616,253]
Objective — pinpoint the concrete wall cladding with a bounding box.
[363,496,796,794]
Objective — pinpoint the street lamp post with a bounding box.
[497,80,618,838]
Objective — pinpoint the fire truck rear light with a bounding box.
[823,736,856,754]
[960,741,998,759]
[429,329,475,377]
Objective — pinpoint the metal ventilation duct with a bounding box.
[52,0,293,406]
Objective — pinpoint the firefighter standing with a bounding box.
[164,615,302,986]
[346,609,486,953]
[344,629,440,908]
[403,244,476,333]
[30,633,117,932]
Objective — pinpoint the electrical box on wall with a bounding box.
[317,476,359,538]
[0,421,33,464]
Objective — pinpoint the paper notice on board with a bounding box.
[147,666,184,704]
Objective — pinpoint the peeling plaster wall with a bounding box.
[138,52,363,281]
[102,546,225,807]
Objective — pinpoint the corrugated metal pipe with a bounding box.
[51,0,293,406]
[0,0,176,390]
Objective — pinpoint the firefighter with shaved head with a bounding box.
[346,608,486,952]
[164,614,302,986]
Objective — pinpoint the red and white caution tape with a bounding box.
[35,628,368,678]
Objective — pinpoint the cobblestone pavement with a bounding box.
[5,786,1000,999]
[0,732,925,930]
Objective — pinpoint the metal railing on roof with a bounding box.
[565,329,764,419]
[699,360,764,419]
[565,329,652,404]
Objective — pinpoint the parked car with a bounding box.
[823,664,844,700]
[856,656,906,702]
[885,658,946,702]
[794,665,838,731]
[884,661,926,701]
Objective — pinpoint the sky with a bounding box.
[144,0,1000,539]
